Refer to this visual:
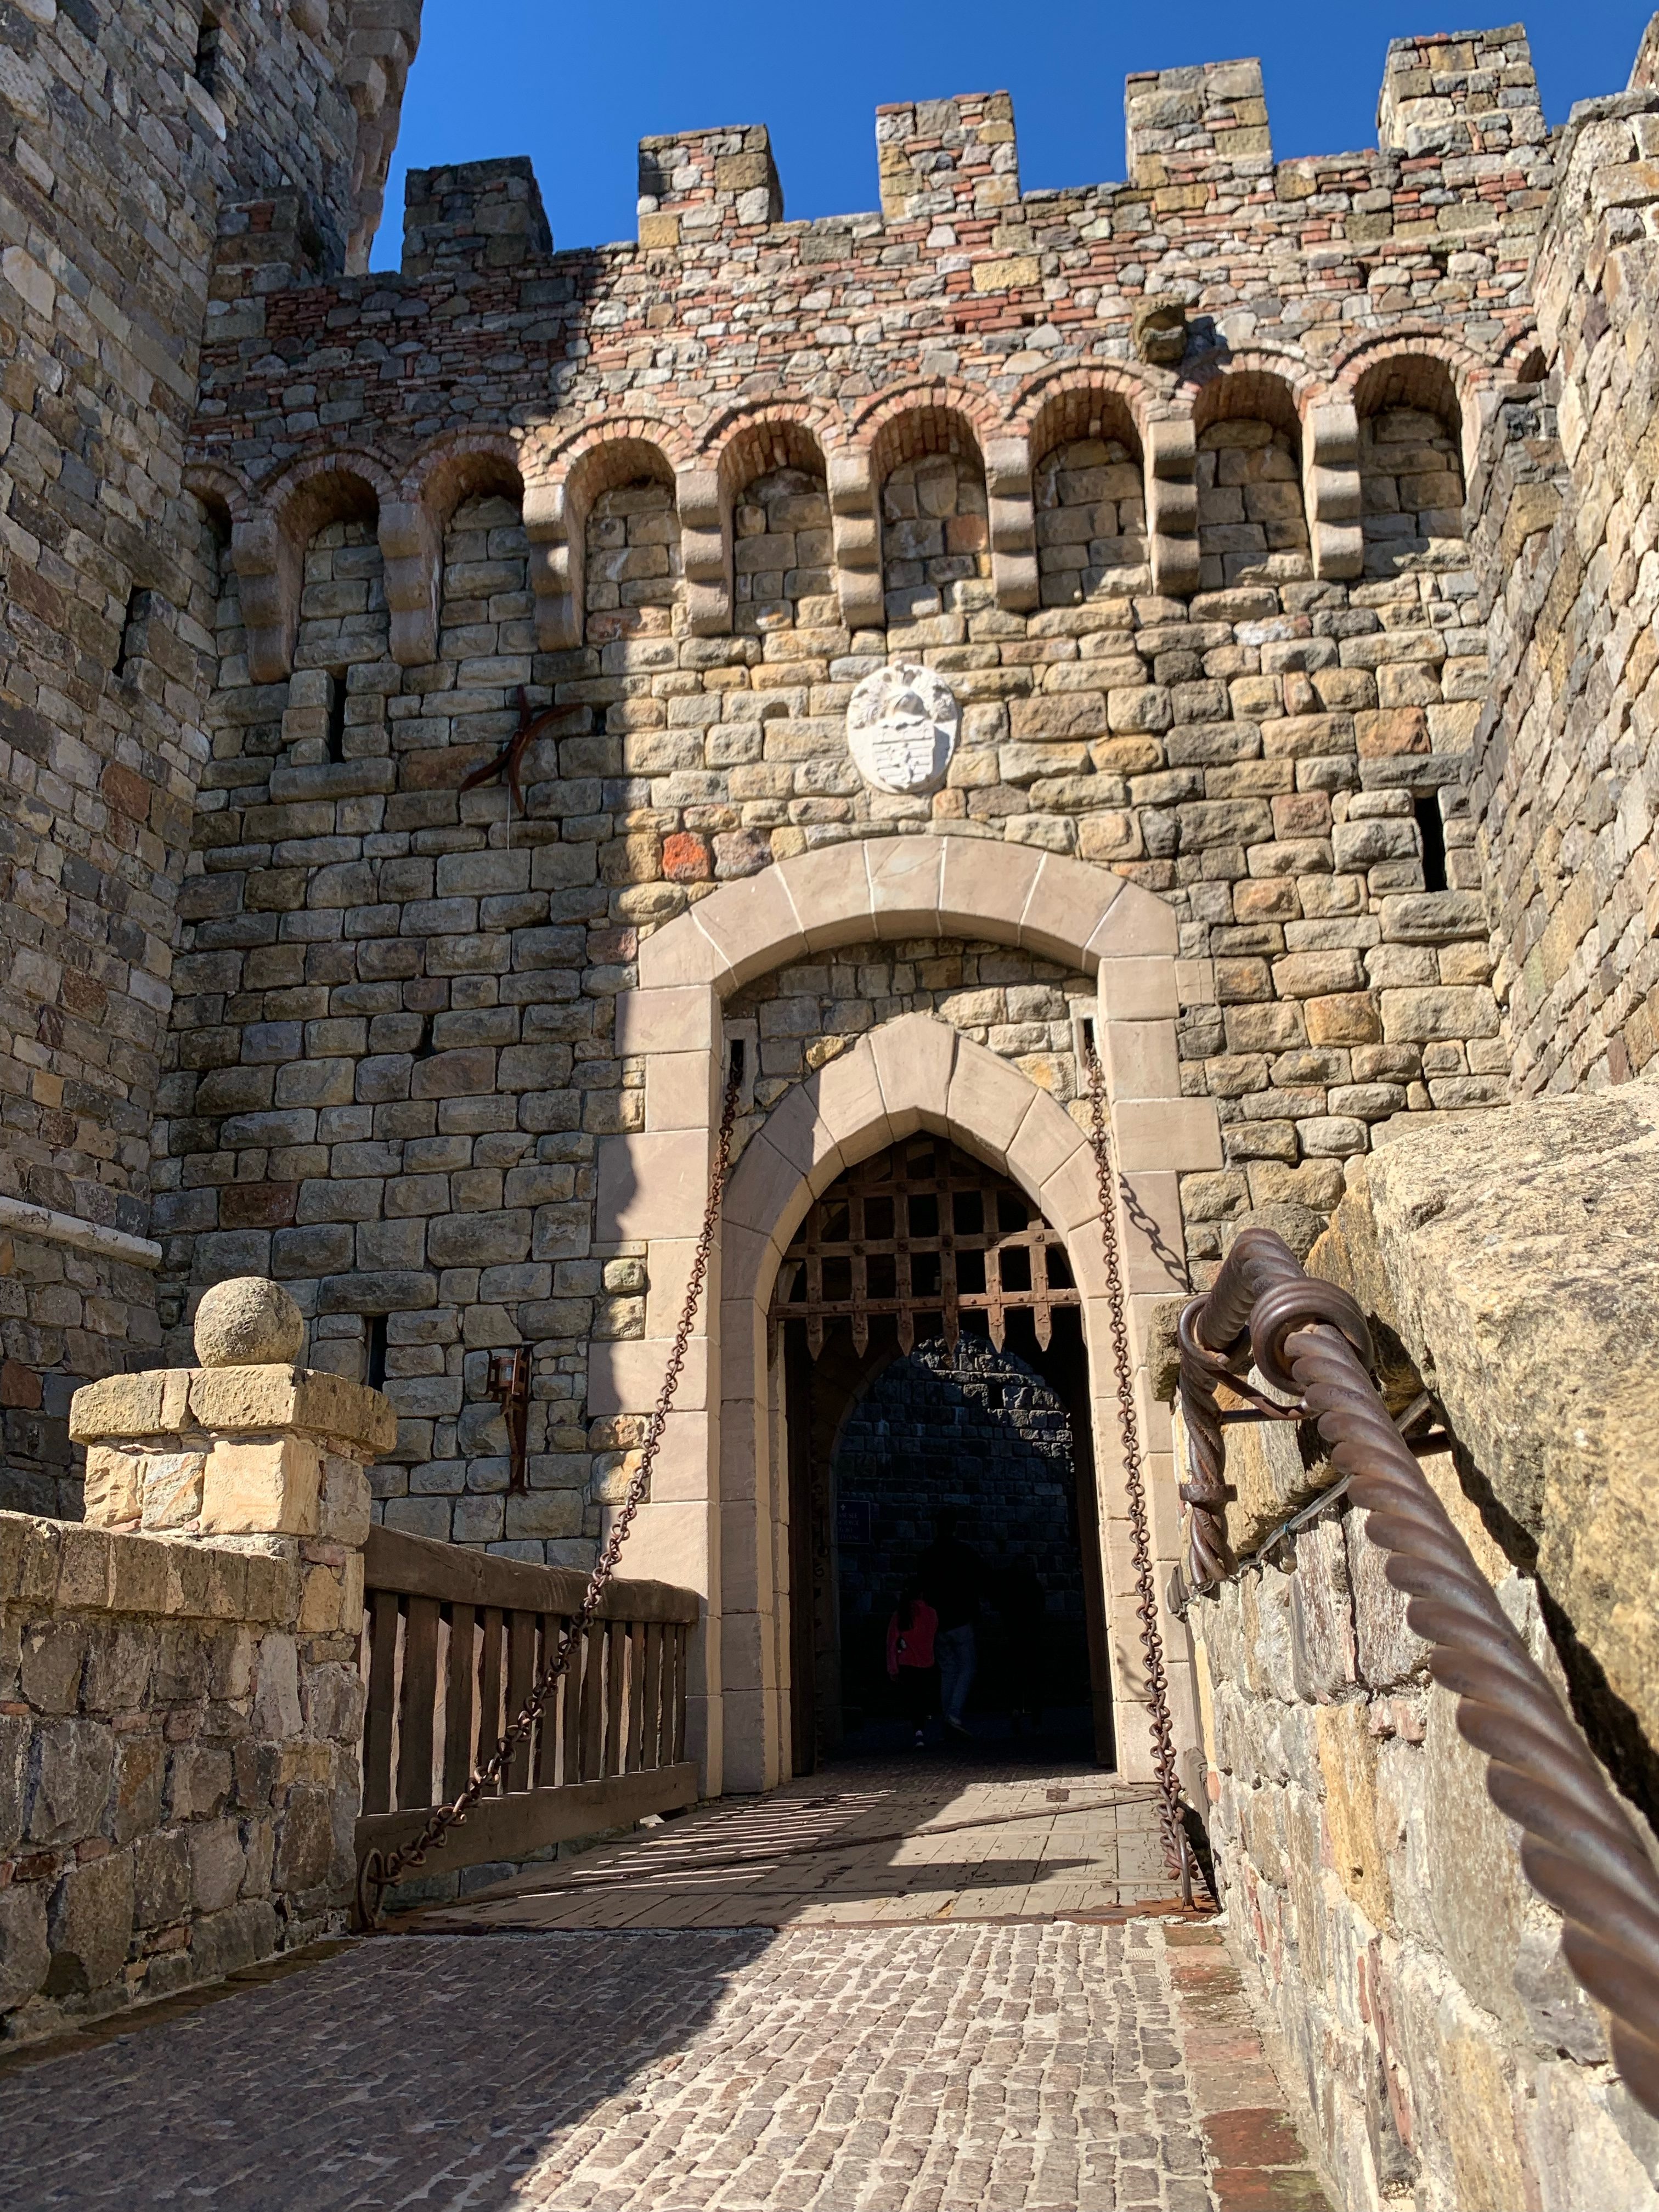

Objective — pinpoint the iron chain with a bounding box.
[356,1058,744,1928]
[1083,1037,1192,1900]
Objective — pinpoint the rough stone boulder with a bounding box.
[1312,1076,1659,1753]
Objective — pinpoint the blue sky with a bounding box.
[374,2,1652,265]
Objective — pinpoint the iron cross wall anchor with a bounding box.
[458,687,579,825]
[487,1346,531,1492]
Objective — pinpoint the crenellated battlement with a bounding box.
[637,123,785,245]
[403,157,554,279]
[1376,22,1546,155]
[1124,58,1272,187]
[195,26,1576,689]
[382,30,1551,275]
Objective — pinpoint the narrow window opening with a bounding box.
[1414,794,1448,893]
[365,1313,388,1392]
[114,587,152,679]
[194,11,221,94]
[325,670,348,762]
[411,1013,436,1061]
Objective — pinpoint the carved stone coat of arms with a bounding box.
[847,663,961,796]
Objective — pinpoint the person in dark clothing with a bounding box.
[919,1511,983,1736]
[885,1581,939,1747]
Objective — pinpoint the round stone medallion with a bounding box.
[847,663,960,796]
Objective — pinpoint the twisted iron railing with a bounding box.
[1176,1227,1659,2121]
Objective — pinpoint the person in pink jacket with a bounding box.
[886,1583,940,1748]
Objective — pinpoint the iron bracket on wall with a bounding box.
[487,1346,531,1493]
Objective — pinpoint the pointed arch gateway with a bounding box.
[593,837,1223,1795]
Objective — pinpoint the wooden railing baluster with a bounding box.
[397,1595,442,1809]
[354,1526,699,1887]
[642,1620,664,1771]
[561,1621,583,1786]
[603,1620,626,1779]
[442,1603,477,1802]
[363,1588,400,1816]
[578,1621,605,1781]
[478,1606,504,1794]
[504,1610,535,1793]
[670,1626,687,1763]
[626,1621,646,1774]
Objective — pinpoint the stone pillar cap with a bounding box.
[70,1365,398,1460]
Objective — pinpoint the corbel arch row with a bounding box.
[1329,327,1514,506]
[208,435,532,682]
[522,426,686,652]
[679,406,839,640]
[196,319,1522,675]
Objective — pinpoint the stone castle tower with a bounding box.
[0,0,418,1494]
[5,13,1659,2196]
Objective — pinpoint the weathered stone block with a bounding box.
[0,1882,49,2012]
[83,1446,144,1529]
[1315,1084,1659,1758]
[199,1436,324,1538]
[189,1818,249,1916]
[27,1718,114,1844]
[46,1848,134,1995]
[133,1828,193,1929]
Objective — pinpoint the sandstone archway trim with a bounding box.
[597,838,1218,1795]
[635,834,1177,998]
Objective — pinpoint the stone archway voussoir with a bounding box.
[634,836,1186,1001]
[869,1012,960,1138]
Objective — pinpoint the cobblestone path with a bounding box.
[0,1766,1328,2211]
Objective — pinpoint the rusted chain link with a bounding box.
[356,1056,744,1928]
[1177,1226,1659,2122]
[1083,1036,1192,1901]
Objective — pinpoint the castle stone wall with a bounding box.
[162,36,1571,1554]
[1469,52,1659,1093]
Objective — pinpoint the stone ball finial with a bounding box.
[193,1278,306,1369]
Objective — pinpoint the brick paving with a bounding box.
[0,1765,1329,2211]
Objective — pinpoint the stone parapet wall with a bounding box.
[0,1277,391,2048]
[1192,1477,1659,2212]
[0,1510,351,2049]
[1183,1082,1659,2208]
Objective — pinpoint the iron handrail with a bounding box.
[1175,1227,1659,2120]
